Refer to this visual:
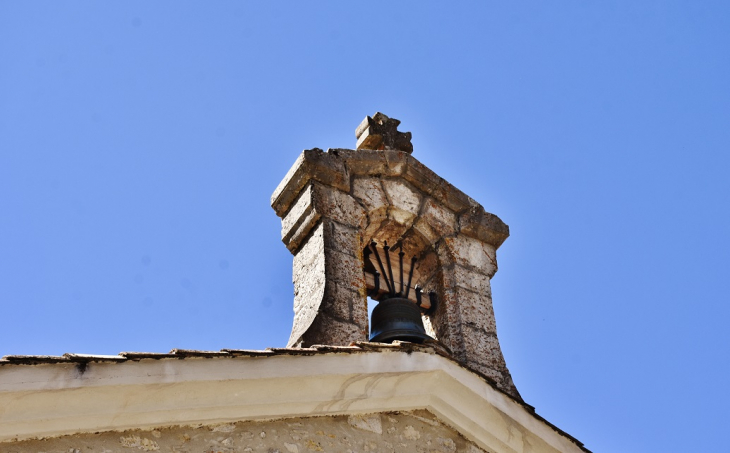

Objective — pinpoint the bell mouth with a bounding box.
[369,297,433,344]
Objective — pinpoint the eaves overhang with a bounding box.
[0,344,588,453]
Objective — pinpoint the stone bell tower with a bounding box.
[271,113,519,399]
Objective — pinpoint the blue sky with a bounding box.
[1,2,729,452]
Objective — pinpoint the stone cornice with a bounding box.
[270,149,509,249]
[0,348,587,453]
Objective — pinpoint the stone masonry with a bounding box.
[271,117,520,399]
[6,410,490,453]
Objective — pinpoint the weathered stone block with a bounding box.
[468,359,508,390]
[369,218,413,246]
[281,185,322,253]
[431,320,465,361]
[382,179,420,229]
[428,288,466,354]
[388,209,416,230]
[442,235,498,277]
[461,326,511,379]
[321,281,363,323]
[293,266,324,311]
[422,198,457,237]
[323,221,361,259]
[324,248,366,291]
[441,286,497,334]
[383,179,422,217]
[338,148,391,176]
[300,313,366,347]
[271,148,350,217]
[350,290,369,333]
[281,183,368,254]
[398,228,429,256]
[402,158,441,198]
[352,177,388,213]
[312,182,367,230]
[459,206,510,248]
[292,231,325,307]
[432,286,517,397]
[289,224,327,346]
[288,220,367,347]
[362,213,387,246]
[382,150,409,176]
[355,112,413,153]
[432,179,474,214]
[452,265,490,295]
[411,217,441,245]
[281,184,314,238]
[413,251,439,289]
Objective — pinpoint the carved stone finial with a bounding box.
[355,112,413,154]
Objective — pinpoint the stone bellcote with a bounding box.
[271,114,520,399]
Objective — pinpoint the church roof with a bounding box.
[0,341,588,452]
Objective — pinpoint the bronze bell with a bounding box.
[369,297,431,344]
[364,241,437,344]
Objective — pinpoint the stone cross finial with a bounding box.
[355,112,413,153]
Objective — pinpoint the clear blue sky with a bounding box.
[1,2,729,452]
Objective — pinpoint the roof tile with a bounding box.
[63,353,126,362]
